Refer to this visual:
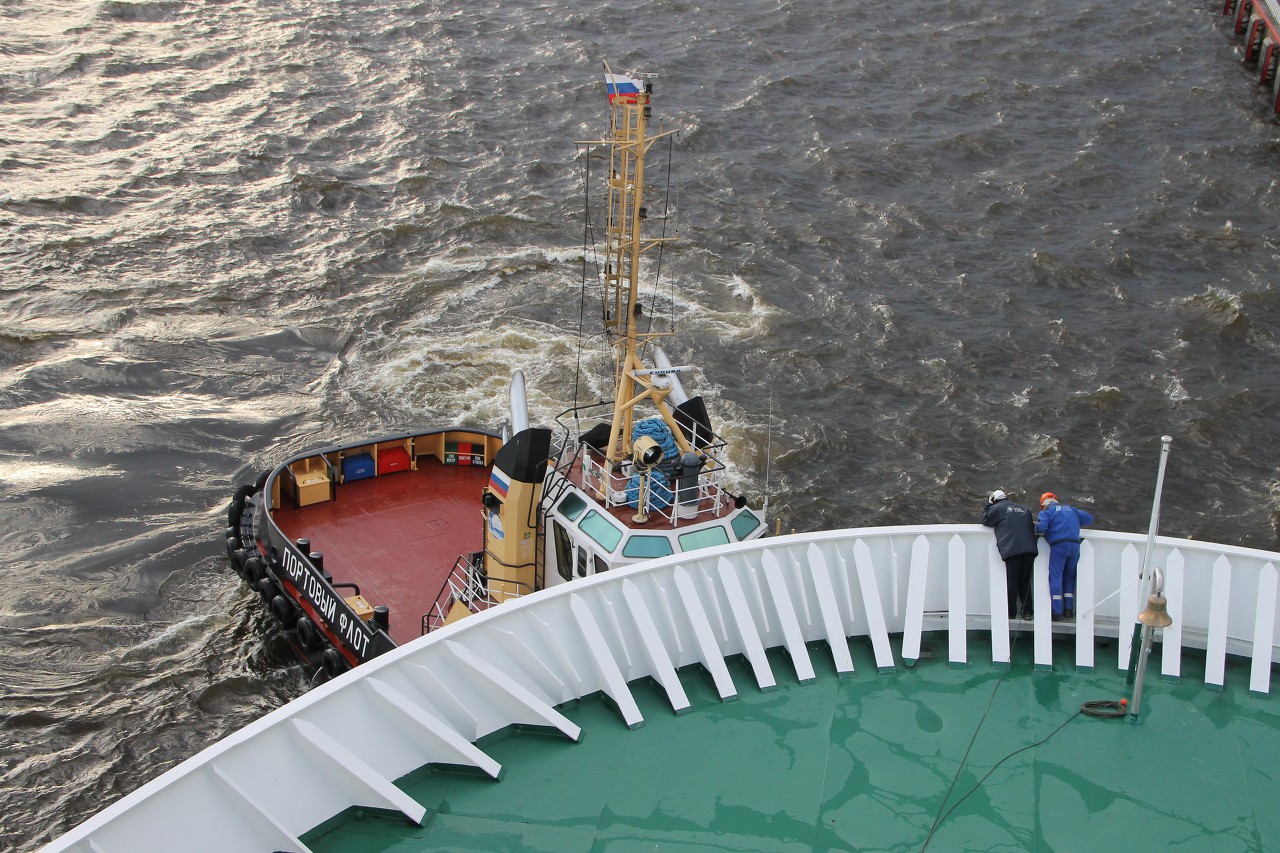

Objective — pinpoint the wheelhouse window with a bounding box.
[622,535,675,559]
[731,510,761,540]
[552,521,574,582]
[579,510,623,552]
[558,492,588,521]
[678,525,731,552]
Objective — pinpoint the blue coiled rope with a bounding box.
[626,419,678,509]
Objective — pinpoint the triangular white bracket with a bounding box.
[674,565,738,700]
[901,535,930,665]
[1205,555,1232,688]
[717,559,777,691]
[1076,541,1096,670]
[1250,562,1277,696]
[622,578,691,713]
[806,544,855,676]
[849,540,895,672]
[986,538,1009,666]
[442,641,583,741]
[1159,549,1185,681]
[365,677,502,779]
[569,594,644,728]
[290,719,426,826]
[207,762,313,852]
[947,535,967,668]
[762,550,816,683]
[1117,544,1142,671]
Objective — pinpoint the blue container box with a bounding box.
[342,452,375,482]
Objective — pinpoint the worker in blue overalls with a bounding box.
[1035,492,1094,621]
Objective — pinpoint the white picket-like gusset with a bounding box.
[41,525,1280,853]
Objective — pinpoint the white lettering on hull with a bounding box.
[278,546,373,660]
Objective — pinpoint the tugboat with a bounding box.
[43,62,1280,853]
[224,63,766,681]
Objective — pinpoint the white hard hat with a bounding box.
[989,489,1007,503]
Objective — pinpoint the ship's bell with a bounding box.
[1137,591,1173,628]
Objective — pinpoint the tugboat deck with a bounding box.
[271,457,490,646]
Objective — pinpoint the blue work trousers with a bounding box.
[1048,541,1080,615]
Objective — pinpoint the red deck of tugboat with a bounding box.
[270,457,490,647]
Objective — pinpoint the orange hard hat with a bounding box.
[1040,492,1057,506]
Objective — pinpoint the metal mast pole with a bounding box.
[603,79,648,467]
[1138,435,1174,582]
[1127,435,1175,719]
[595,65,689,472]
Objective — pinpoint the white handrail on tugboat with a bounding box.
[571,440,730,524]
[42,524,1280,853]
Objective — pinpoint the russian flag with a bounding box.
[605,72,642,103]
[489,469,509,498]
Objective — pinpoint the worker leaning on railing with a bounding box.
[1035,492,1095,622]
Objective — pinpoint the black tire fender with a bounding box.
[243,557,266,585]
[258,576,279,602]
[296,616,321,650]
[322,647,347,678]
[269,594,297,627]
[228,483,254,527]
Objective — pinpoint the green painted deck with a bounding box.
[303,634,1279,852]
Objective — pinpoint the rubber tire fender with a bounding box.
[269,594,298,627]
[242,556,264,584]
[321,648,347,678]
[228,483,254,527]
[296,616,321,650]
[258,576,279,602]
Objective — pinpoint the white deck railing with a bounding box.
[571,442,731,524]
[41,525,1280,853]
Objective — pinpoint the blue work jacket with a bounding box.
[1035,503,1094,546]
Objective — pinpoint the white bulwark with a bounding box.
[41,525,1280,853]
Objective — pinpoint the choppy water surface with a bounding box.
[2,0,1277,848]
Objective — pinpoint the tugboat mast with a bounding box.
[598,62,690,470]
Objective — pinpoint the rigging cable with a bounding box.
[762,388,774,524]
[639,132,677,361]
[575,143,599,428]
[917,626,1128,852]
